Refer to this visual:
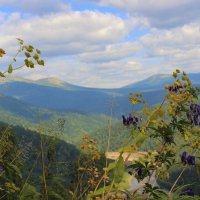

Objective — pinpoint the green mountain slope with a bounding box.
[0,121,80,199]
[0,94,114,144]
[0,73,199,115]
[0,72,199,145]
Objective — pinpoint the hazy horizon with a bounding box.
[0,71,196,89]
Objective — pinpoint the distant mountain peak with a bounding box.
[36,77,67,86]
[122,72,200,90]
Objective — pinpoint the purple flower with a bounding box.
[174,86,178,93]
[197,105,200,114]
[187,155,195,165]
[134,117,139,122]
[181,152,187,164]
[122,114,140,128]
[122,115,127,125]
[187,103,200,126]
[128,114,134,124]
[168,86,172,92]
[180,187,194,196]
[0,165,3,173]
[193,114,199,126]
[181,152,195,165]
[137,168,143,176]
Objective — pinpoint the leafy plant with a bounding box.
[87,70,200,199]
[0,38,44,78]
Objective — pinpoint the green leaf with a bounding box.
[36,49,41,54]
[28,60,34,68]
[24,59,29,67]
[16,38,24,45]
[5,182,20,193]
[8,64,13,74]
[0,71,5,77]
[135,132,147,148]
[7,163,22,178]
[25,52,31,58]
[33,53,39,60]
[106,162,116,172]
[24,45,34,53]
[113,154,125,184]
[89,186,110,197]
[37,59,44,66]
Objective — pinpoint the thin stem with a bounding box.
[19,152,41,196]
[77,185,91,200]
[168,149,199,195]
[3,64,25,76]
[2,44,24,76]
[0,194,7,200]
[145,97,166,128]
[102,97,114,198]
[169,166,186,194]
[38,115,48,200]
[94,173,106,193]
[73,156,89,198]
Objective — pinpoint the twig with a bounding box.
[19,152,41,196]
[38,114,48,200]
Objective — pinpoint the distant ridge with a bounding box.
[36,77,66,86]
[122,73,200,91]
[0,72,199,115]
[1,72,199,90]
[34,77,81,90]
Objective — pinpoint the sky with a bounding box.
[0,0,200,88]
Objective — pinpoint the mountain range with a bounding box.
[0,73,199,114]
[0,72,199,144]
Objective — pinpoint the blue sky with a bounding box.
[0,0,200,88]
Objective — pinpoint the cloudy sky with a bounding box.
[0,0,200,88]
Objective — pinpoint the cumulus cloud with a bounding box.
[141,23,200,48]
[79,42,141,63]
[0,11,131,56]
[140,23,200,64]
[84,0,200,28]
[0,0,70,14]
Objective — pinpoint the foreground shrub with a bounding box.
[87,70,200,200]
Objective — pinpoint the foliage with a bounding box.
[87,70,200,199]
[0,38,44,78]
[0,121,81,199]
[69,135,107,200]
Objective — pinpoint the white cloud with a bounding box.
[13,57,145,88]
[85,0,200,28]
[0,0,70,14]
[79,42,141,63]
[0,11,131,57]
[141,23,200,49]
[140,23,200,66]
